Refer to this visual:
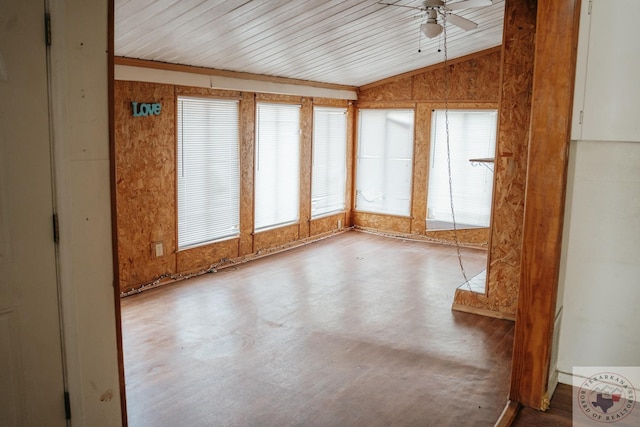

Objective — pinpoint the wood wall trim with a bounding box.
[411,104,431,234]
[239,92,255,256]
[494,400,521,427]
[359,46,502,91]
[114,56,357,92]
[108,0,128,424]
[356,102,417,109]
[510,0,581,410]
[299,98,313,239]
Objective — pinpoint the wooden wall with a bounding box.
[115,81,352,292]
[356,47,501,245]
[452,0,537,319]
[116,40,533,317]
[358,31,536,319]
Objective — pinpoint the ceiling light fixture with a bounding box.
[420,10,443,38]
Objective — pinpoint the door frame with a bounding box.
[107,0,582,423]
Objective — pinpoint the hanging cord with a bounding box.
[442,11,471,287]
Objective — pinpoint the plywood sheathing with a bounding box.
[299,98,313,239]
[253,224,300,254]
[352,212,412,234]
[358,47,502,103]
[413,50,502,101]
[115,81,177,288]
[115,80,357,292]
[358,76,414,102]
[355,50,501,243]
[310,213,347,237]
[423,228,490,248]
[453,0,537,316]
[176,238,240,274]
[411,104,432,235]
[239,92,256,257]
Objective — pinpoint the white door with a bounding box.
[0,1,67,425]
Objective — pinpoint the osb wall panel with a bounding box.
[313,98,350,107]
[355,101,416,109]
[253,224,300,253]
[352,212,412,234]
[412,50,501,101]
[453,0,537,316]
[299,98,313,239]
[357,76,413,102]
[345,103,355,226]
[357,48,501,103]
[239,92,256,256]
[424,228,490,248]
[176,238,240,274]
[310,213,345,237]
[115,80,177,289]
[411,104,431,234]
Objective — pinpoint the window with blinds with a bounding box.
[311,106,348,218]
[355,109,415,216]
[176,96,240,249]
[427,109,498,230]
[254,103,301,232]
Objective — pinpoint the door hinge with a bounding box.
[579,110,584,125]
[588,0,593,15]
[64,391,71,420]
[52,213,60,243]
[44,13,52,46]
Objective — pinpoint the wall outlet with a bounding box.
[152,241,164,258]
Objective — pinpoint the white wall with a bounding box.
[557,141,640,370]
[51,0,123,425]
[556,0,640,390]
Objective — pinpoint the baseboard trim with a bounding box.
[494,400,521,427]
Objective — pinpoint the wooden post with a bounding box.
[510,0,581,410]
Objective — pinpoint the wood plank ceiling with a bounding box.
[115,0,505,87]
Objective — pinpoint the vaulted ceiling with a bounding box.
[115,0,505,87]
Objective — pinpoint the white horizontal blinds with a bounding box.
[427,109,498,229]
[311,107,348,218]
[355,109,415,216]
[177,97,240,249]
[254,103,301,231]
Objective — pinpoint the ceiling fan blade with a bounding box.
[378,2,423,10]
[446,0,493,11]
[447,13,478,31]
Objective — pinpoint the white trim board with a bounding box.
[114,65,358,100]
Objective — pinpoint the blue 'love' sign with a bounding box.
[132,101,161,117]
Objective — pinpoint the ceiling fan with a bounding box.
[380,0,493,39]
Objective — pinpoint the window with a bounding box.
[355,109,415,216]
[427,109,498,229]
[176,97,240,249]
[311,106,348,218]
[254,103,301,231]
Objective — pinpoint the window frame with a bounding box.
[354,108,416,217]
[311,105,348,219]
[176,95,241,250]
[253,102,302,232]
[426,108,498,230]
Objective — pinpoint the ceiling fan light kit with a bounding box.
[421,22,443,38]
[381,0,493,39]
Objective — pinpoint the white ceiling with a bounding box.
[115,0,505,88]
